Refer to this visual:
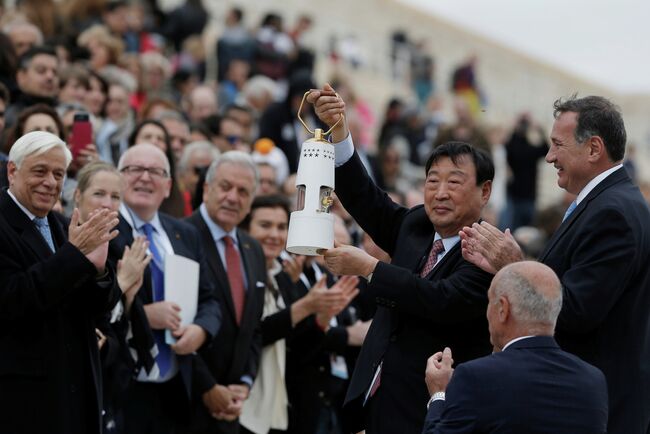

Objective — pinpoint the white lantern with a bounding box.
[286,92,342,256]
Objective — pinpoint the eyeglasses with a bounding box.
[120,165,169,179]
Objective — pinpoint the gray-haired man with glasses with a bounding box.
[111,143,221,434]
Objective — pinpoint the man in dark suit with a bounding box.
[112,143,221,434]
[308,85,494,434]
[185,151,266,434]
[423,261,608,434]
[460,95,650,434]
[0,131,121,434]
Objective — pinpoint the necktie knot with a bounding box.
[432,239,445,255]
[223,235,234,247]
[142,222,155,237]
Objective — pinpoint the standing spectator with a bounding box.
[113,143,220,434]
[185,152,266,434]
[502,113,549,230]
[410,40,434,107]
[217,7,255,82]
[451,55,484,117]
[0,131,121,434]
[461,95,650,434]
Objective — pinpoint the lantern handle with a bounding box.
[297,90,344,138]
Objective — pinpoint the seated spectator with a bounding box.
[2,19,44,57]
[58,63,90,105]
[5,45,59,127]
[423,261,608,434]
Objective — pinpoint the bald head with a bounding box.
[188,85,218,122]
[488,261,563,349]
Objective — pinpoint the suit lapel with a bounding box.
[0,190,54,259]
[539,168,628,261]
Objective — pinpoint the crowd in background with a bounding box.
[0,1,648,434]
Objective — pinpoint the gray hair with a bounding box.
[205,150,259,188]
[241,75,277,101]
[155,109,186,124]
[2,20,44,45]
[178,141,220,172]
[8,131,72,169]
[494,265,563,329]
[117,143,170,175]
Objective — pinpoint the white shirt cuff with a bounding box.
[333,133,355,167]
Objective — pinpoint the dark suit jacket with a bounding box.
[538,167,650,434]
[110,212,221,412]
[336,152,493,434]
[0,189,121,434]
[185,210,266,432]
[423,336,608,434]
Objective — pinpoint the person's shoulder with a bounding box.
[160,212,200,238]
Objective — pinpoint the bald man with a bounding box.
[423,262,608,434]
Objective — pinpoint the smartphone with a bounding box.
[70,112,92,159]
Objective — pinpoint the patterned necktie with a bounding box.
[420,239,445,277]
[142,223,172,377]
[223,235,246,325]
[34,217,55,252]
[562,200,578,223]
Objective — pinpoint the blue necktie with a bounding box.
[562,200,578,222]
[34,217,55,252]
[142,223,172,377]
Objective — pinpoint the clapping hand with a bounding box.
[68,208,119,272]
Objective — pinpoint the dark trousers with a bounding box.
[123,374,187,434]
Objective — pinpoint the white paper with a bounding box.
[164,254,200,345]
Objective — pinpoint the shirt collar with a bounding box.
[7,188,38,221]
[575,164,624,205]
[199,203,238,245]
[434,232,460,253]
[502,335,535,351]
[121,203,164,234]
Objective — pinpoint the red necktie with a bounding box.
[420,239,445,277]
[224,235,246,324]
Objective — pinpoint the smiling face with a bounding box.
[546,111,592,195]
[203,162,256,232]
[248,206,289,265]
[423,155,491,238]
[8,147,67,217]
[120,145,171,220]
[75,170,122,222]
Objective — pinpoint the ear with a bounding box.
[480,180,492,206]
[587,135,606,163]
[163,178,172,199]
[73,188,81,206]
[498,295,510,323]
[6,161,17,186]
[16,69,26,89]
[202,181,210,204]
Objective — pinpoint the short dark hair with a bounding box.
[425,141,494,185]
[553,95,626,162]
[240,194,291,231]
[18,46,57,71]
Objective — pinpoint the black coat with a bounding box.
[0,189,121,434]
[185,210,266,433]
[335,152,493,434]
[423,336,608,434]
[538,167,650,434]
